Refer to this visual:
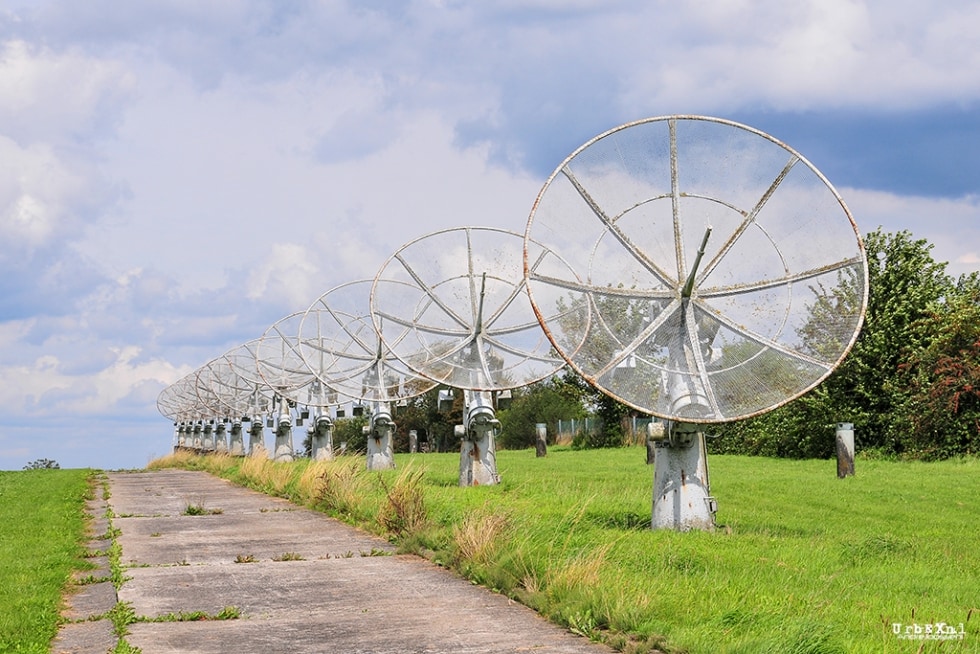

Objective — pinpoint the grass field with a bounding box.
[0,468,93,653]
[152,447,980,653]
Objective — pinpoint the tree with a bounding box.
[392,385,462,453]
[838,228,956,451]
[24,458,60,470]
[712,229,959,458]
[497,372,587,449]
[888,273,980,458]
[333,414,369,453]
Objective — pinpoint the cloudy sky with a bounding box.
[1,0,978,470]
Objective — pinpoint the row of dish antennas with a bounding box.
[157,224,568,488]
[157,116,870,529]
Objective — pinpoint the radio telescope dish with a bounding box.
[370,226,567,392]
[256,311,321,406]
[524,115,868,423]
[222,340,277,416]
[299,279,437,470]
[298,280,436,403]
[205,352,261,418]
[157,373,197,423]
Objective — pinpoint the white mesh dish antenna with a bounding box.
[205,352,263,418]
[157,372,197,422]
[370,226,568,392]
[297,279,436,402]
[524,115,868,423]
[255,311,323,406]
[192,362,231,418]
[222,339,277,416]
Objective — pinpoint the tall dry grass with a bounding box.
[313,456,373,519]
[296,460,330,502]
[146,449,196,469]
[377,465,428,536]
[452,507,511,566]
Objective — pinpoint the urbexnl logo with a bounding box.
[892,622,965,641]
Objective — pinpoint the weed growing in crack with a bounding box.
[141,606,242,622]
[183,503,222,516]
[272,552,305,561]
[360,548,392,557]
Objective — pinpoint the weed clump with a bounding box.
[377,466,428,536]
[272,552,305,561]
[452,508,510,567]
[314,458,370,518]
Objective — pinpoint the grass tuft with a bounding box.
[314,457,371,519]
[377,465,428,536]
[183,502,222,516]
[272,552,305,561]
[452,507,510,567]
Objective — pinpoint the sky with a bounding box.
[1,0,978,471]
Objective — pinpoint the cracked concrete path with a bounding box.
[52,494,118,654]
[103,468,614,654]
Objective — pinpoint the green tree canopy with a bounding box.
[23,458,60,470]
[497,372,588,449]
[712,228,974,459]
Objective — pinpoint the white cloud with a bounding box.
[0,346,186,416]
[843,187,980,278]
[0,39,134,143]
[618,0,980,112]
[0,137,87,255]
[246,243,320,309]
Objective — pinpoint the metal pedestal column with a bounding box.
[651,422,716,531]
[191,423,204,452]
[228,421,246,456]
[311,415,334,461]
[365,406,396,470]
[247,421,266,456]
[214,423,228,453]
[273,414,294,462]
[457,390,500,486]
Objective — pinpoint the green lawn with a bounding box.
[0,468,94,653]
[157,448,980,653]
[395,449,979,653]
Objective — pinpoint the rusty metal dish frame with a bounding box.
[523,115,869,423]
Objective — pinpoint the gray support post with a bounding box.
[535,423,547,457]
[214,422,228,453]
[273,413,294,462]
[192,422,204,452]
[201,422,216,452]
[458,390,500,486]
[228,421,246,456]
[248,420,266,456]
[175,424,188,451]
[836,422,855,478]
[651,422,716,531]
[311,415,334,461]
[409,429,418,453]
[365,405,396,470]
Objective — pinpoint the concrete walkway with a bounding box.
[56,469,615,653]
